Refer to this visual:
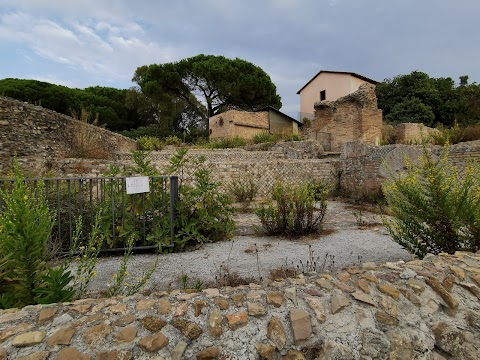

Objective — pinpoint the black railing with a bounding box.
[0,176,179,253]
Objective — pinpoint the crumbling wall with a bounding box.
[0,96,137,174]
[394,123,440,144]
[307,84,382,151]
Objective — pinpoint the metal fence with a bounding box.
[0,176,179,253]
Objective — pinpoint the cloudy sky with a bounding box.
[1,0,479,117]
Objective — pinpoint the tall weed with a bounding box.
[256,180,330,237]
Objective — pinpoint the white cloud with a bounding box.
[0,11,181,83]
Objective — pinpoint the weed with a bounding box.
[70,108,109,159]
[227,172,259,203]
[256,180,330,237]
[252,131,277,144]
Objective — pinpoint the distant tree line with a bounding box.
[376,71,480,127]
[0,54,282,142]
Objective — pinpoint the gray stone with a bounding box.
[290,308,312,343]
[317,340,355,360]
[171,341,188,360]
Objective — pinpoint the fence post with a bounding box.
[169,176,179,247]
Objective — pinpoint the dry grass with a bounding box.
[69,108,109,159]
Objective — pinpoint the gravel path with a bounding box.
[85,201,413,294]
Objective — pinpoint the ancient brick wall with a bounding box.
[395,123,440,144]
[209,110,269,140]
[1,252,479,359]
[0,96,137,174]
[338,140,480,197]
[307,84,382,151]
[51,149,337,197]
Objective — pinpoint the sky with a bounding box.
[1,0,479,118]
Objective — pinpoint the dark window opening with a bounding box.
[320,90,326,101]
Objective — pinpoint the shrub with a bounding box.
[162,150,235,250]
[164,135,182,145]
[227,173,259,202]
[383,146,480,259]
[256,180,330,237]
[432,122,480,145]
[283,133,303,142]
[207,136,247,149]
[252,131,277,144]
[137,136,163,151]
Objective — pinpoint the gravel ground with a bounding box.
[85,200,413,294]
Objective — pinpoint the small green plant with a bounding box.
[383,145,480,258]
[137,136,163,151]
[227,173,259,202]
[194,279,204,292]
[252,131,277,144]
[164,135,182,145]
[180,273,190,290]
[34,265,75,304]
[107,234,159,297]
[283,133,303,142]
[207,136,247,149]
[353,210,366,227]
[255,180,330,237]
[68,214,104,298]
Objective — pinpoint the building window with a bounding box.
[320,90,326,101]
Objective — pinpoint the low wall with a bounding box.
[52,149,337,197]
[1,252,479,359]
[0,96,137,174]
[338,140,480,197]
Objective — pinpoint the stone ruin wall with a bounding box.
[1,251,479,359]
[0,96,137,175]
[51,148,337,198]
[338,140,480,197]
[306,84,382,152]
[394,123,440,144]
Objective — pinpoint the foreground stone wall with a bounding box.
[338,140,480,197]
[0,96,137,174]
[1,251,479,359]
[307,84,382,151]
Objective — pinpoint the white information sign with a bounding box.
[125,176,150,194]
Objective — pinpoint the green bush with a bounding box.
[383,146,480,258]
[164,135,182,145]
[207,136,247,149]
[137,136,163,151]
[256,180,330,237]
[283,133,303,142]
[161,150,235,250]
[252,131,277,144]
[227,173,259,202]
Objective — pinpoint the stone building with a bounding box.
[297,70,377,119]
[306,83,383,151]
[209,107,302,141]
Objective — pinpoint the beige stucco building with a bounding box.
[297,70,377,118]
[209,107,302,141]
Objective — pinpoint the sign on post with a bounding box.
[125,176,150,194]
